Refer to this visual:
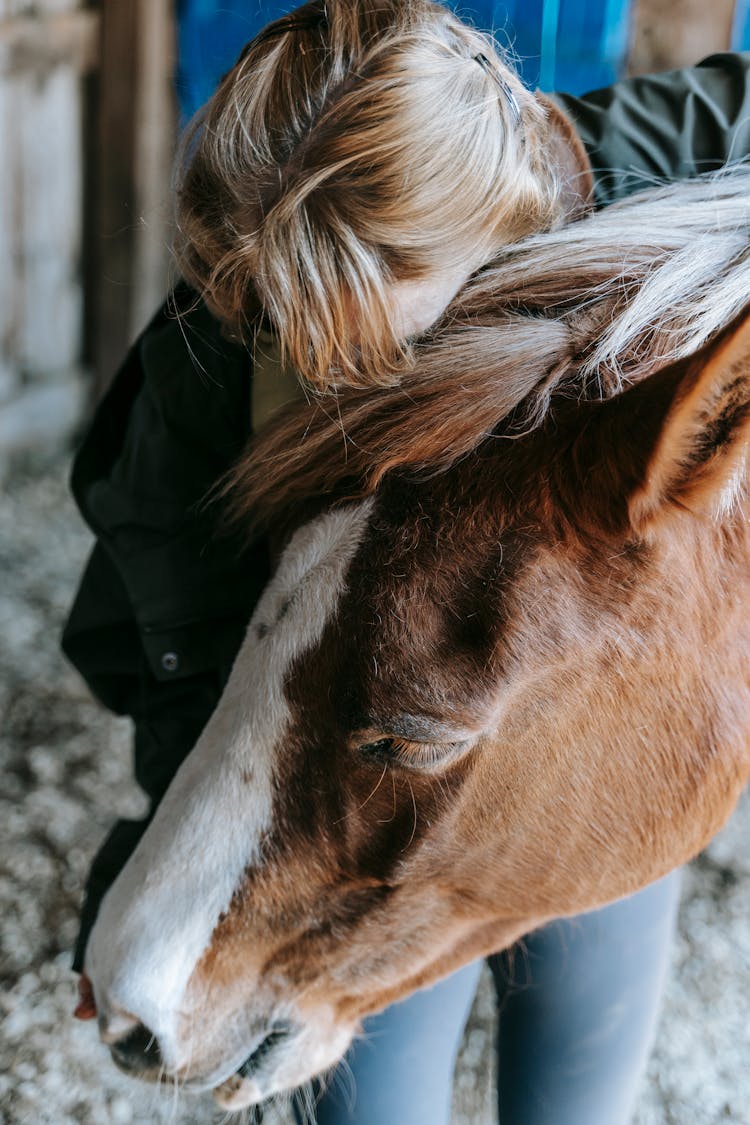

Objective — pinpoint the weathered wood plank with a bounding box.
[0,9,99,76]
[0,4,86,459]
[89,0,140,394]
[629,0,736,74]
[18,64,83,375]
[87,0,177,395]
[0,71,18,402]
[131,0,177,339]
[2,1,82,14]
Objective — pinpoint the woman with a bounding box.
[65,2,750,1120]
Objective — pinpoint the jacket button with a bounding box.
[161,651,179,673]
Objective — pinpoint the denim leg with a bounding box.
[296,959,483,1125]
[488,871,682,1125]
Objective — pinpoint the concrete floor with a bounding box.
[1,460,748,1124]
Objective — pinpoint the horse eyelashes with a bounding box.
[357,735,470,771]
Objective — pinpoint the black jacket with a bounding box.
[63,53,750,968]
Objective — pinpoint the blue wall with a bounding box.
[734,0,750,50]
[176,0,633,122]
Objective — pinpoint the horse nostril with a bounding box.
[110,1022,163,1074]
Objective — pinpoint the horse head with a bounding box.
[83,307,750,1108]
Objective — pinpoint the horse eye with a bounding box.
[356,736,470,771]
[358,738,398,760]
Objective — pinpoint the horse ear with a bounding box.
[628,311,750,530]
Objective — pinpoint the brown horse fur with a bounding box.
[85,175,750,1109]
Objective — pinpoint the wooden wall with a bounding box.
[0,0,175,467]
[90,0,175,397]
[0,0,97,458]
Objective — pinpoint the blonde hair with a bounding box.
[174,0,562,390]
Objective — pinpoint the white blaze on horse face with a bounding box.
[86,500,374,1073]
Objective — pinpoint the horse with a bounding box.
[82,169,750,1111]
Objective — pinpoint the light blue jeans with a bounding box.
[296,871,681,1125]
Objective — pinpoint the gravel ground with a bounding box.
[1,457,749,1125]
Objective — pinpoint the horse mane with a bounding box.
[222,166,750,534]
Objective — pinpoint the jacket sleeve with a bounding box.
[62,283,269,967]
[555,52,750,206]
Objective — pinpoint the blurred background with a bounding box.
[1,3,750,1123]
[1,0,750,463]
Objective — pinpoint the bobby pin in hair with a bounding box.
[474,54,521,126]
[234,13,327,66]
[255,14,328,45]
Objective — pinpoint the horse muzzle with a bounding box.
[106,1014,297,1098]
[91,981,354,1108]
